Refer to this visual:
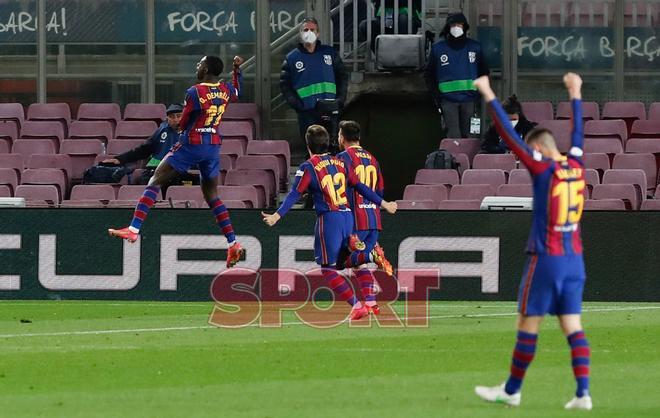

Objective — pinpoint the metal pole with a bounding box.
[352,0,358,72]
[37,0,46,103]
[146,0,155,103]
[394,0,399,34]
[614,0,624,100]
[256,0,272,138]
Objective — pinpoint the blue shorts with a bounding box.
[355,229,379,254]
[518,254,586,316]
[163,143,220,181]
[314,211,354,266]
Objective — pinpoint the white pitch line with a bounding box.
[0,305,658,339]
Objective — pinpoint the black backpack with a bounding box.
[83,165,131,184]
[425,149,458,170]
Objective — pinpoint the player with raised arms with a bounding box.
[472,73,592,410]
[109,55,246,268]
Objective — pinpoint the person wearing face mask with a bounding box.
[424,12,489,139]
[481,95,537,154]
[280,17,348,153]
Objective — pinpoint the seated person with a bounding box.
[481,95,536,154]
[103,103,183,184]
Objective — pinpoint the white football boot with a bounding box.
[475,383,521,407]
[565,395,593,410]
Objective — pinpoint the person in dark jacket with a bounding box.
[424,12,489,138]
[103,103,182,184]
[481,95,537,154]
[280,17,348,150]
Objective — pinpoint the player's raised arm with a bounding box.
[262,165,312,226]
[346,168,396,214]
[564,72,584,155]
[473,76,548,175]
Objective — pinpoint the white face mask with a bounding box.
[301,30,317,44]
[450,26,464,38]
[510,119,519,128]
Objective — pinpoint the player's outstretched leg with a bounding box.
[355,268,379,315]
[202,178,244,268]
[564,330,592,410]
[109,162,179,242]
[322,266,368,320]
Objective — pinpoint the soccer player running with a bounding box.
[262,125,398,320]
[472,73,592,410]
[109,55,246,268]
[336,120,392,316]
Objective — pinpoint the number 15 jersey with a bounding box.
[179,72,241,146]
[490,99,586,255]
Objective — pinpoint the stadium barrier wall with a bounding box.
[0,209,658,301]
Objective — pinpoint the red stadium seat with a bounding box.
[630,120,660,139]
[402,184,448,203]
[223,103,260,140]
[236,155,283,191]
[0,103,25,129]
[640,200,660,211]
[220,120,254,141]
[649,102,660,120]
[439,138,481,164]
[461,169,506,188]
[508,169,532,185]
[246,140,291,183]
[69,121,114,144]
[437,200,482,210]
[220,139,246,168]
[612,153,657,192]
[12,139,55,165]
[496,183,532,197]
[583,137,623,156]
[584,169,600,197]
[219,154,235,171]
[584,199,626,211]
[27,154,73,184]
[584,120,628,146]
[603,169,647,204]
[14,184,60,205]
[0,120,19,149]
[602,101,646,134]
[69,184,116,201]
[556,101,600,121]
[395,200,437,210]
[583,153,610,178]
[454,153,470,175]
[521,101,553,123]
[165,186,207,207]
[117,185,163,201]
[591,184,639,210]
[0,168,19,194]
[123,103,166,123]
[60,139,105,181]
[536,120,572,153]
[77,103,121,126]
[107,139,145,156]
[223,200,249,209]
[115,121,158,139]
[414,169,459,187]
[225,169,273,208]
[449,184,495,201]
[472,153,517,172]
[217,185,260,208]
[27,103,71,136]
[21,168,68,201]
[19,121,64,151]
[0,154,24,179]
[0,184,11,197]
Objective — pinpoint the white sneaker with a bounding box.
[475,383,521,407]
[565,395,593,410]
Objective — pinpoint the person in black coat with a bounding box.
[481,95,537,154]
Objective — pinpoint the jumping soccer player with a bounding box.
[109,55,246,268]
[336,120,391,316]
[472,73,592,410]
[262,125,397,321]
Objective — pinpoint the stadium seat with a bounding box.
[439,138,481,164]
[461,169,506,188]
[521,101,553,123]
[454,153,470,175]
[59,139,105,181]
[584,120,628,146]
[0,184,11,197]
[123,103,166,123]
[223,200,249,209]
[584,199,626,211]
[220,120,255,142]
[0,168,19,194]
[496,183,532,197]
[472,153,517,172]
[0,103,25,129]
[603,169,647,203]
[220,139,246,167]
[536,120,571,153]
[583,153,610,178]
[630,120,660,139]
[12,139,56,165]
[225,169,273,208]
[219,154,235,171]
[414,169,460,188]
[437,200,482,210]
[19,121,64,151]
[26,103,71,136]
[449,184,495,201]
[69,121,114,143]
[236,155,282,191]
[612,153,657,192]
[0,138,10,154]
[115,121,158,139]
[69,184,116,201]
[107,139,145,156]
[59,200,108,208]
[556,101,600,121]
[27,154,73,184]
[591,184,639,210]
[583,137,623,156]
[14,184,60,205]
[77,103,121,127]
[223,103,260,140]
[246,140,291,181]
[602,101,646,134]
[508,169,532,185]
[20,168,68,201]
[217,185,260,208]
[0,154,24,179]
[402,184,448,203]
[395,199,437,210]
[584,169,600,196]
[650,102,660,120]
[640,199,660,211]
[117,185,162,201]
[165,186,207,206]
[0,120,19,149]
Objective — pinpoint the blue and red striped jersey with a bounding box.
[337,145,384,231]
[178,71,241,146]
[276,153,383,218]
[490,98,585,255]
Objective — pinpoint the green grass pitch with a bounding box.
[0,301,659,417]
